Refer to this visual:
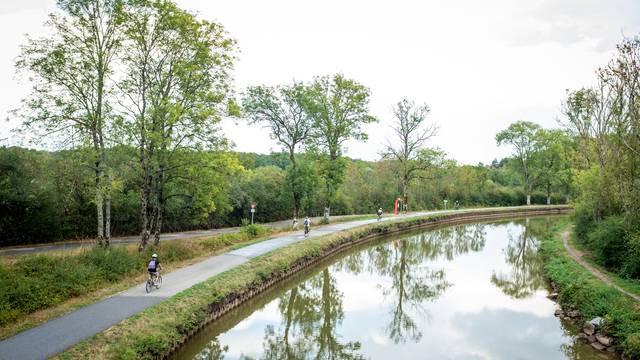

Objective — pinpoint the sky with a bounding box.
[1,0,639,164]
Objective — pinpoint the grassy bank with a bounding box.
[0,224,273,339]
[55,206,567,359]
[540,221,640,358]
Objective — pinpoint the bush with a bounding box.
[621,231,640,279]
[587,215,627,270]
[573,205,596,241]
[240,223,268,238]
[625,333,640,359]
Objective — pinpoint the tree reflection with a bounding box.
[207,223,489,358]
[193,338,228,360]
[261,269,364,360]
[491,218,546,299]
[384,239,448,344]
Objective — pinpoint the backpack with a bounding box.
[148,259,157,270]
[304,218,309,226]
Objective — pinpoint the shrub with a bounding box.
[240,223,268,238]
[625,333,640,359]
[573,205,596,241]
[587,215,627,270]
[621,231,640,279]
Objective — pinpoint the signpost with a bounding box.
[250,203,256,224]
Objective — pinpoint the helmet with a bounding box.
[152,253,158,258]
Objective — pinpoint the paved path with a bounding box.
[0,215,365,257]
[562,230,640,302]
[0,211,437,360]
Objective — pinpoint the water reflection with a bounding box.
[178,217,616,360]
[491,218,547,299]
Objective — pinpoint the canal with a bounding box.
[173,216,615,360]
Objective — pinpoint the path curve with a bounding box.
[561,230,640,302]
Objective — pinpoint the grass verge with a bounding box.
[540,221,640,358]
[55,206,567,360]
[0,224,274,339]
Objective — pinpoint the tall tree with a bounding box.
[14,0,123,246]
[305,74,377,220]
[535,129,574,205]
[242,83,312,223]
[118,0,237,249]
[383,99,438,211]
[496,121,541,205]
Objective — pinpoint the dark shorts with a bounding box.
[148,268,157,273]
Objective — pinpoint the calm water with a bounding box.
[174,216,616,360]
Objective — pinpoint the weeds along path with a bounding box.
[561,230,640,302]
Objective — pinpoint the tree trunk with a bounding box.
[139,149,152,251]
[105,194,111,247]
[402,173,409,212]
[153,164,164,246]
[95,160,105,246]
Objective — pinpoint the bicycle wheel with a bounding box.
[155,275,162,289]
[145,279,152,293]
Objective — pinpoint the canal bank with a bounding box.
[540,222,640,360]
[56,206,568,359]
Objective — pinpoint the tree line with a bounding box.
[3,0,572,249]
[559,37,640,279]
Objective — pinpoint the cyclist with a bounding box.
[147,253,162,281]
[377,208,383,221]
[303,216,311,237]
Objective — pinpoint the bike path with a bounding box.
[0,215,364,257]
[0,212,437,360]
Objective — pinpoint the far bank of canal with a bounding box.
[172,215,616,360]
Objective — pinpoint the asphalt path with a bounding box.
[0,215,362,257]
[0,211,437,360]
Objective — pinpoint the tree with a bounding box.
[383,99,438,211]
[535,129,574,204]
[242,83,312,223]
[304,74,377,219]
[117,0,237,249]
[496,121,542,205]
[14,0,124,246]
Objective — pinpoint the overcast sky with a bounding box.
[1,0,639,164]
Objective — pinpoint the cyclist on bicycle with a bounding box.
[148,253,162,279]
[377,208,383,221]
[303,216,311,237]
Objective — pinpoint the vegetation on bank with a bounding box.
[54,207,564,360]
[540,222,640,358]
[0,224,272,332]
[561,37,640,284]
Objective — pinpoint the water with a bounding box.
[174,216,616,360]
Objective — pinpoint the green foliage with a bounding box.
[586,216,628,269]
[621,232,640,279]
[240,223,269,239]
[0,228,266,327]
[540,225,640,358]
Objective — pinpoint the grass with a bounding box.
[0,224,275,339]
[540,220,640,358]
[569,233,640,297]
[0,214,376,339]
[55,206,568,360]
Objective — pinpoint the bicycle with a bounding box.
[145,271,162,293]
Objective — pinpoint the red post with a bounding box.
[394,198,401,215]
